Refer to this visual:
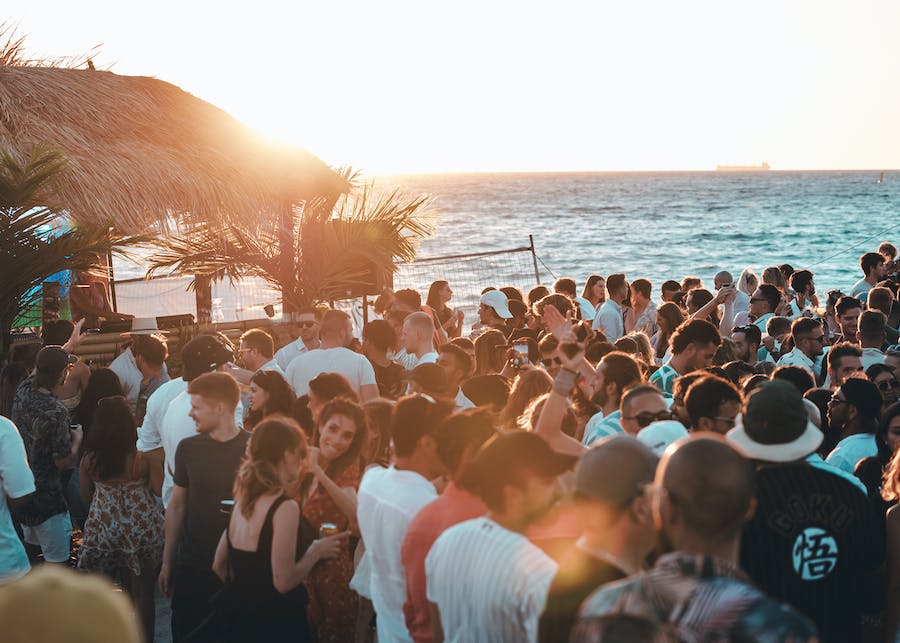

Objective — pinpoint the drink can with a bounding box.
[319,522,339,538]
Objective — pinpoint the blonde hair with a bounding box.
[234,416,307,518]
[737,268,759,296]
[761,266,787,293]
[883,448,900,503]
[626,332,653,369]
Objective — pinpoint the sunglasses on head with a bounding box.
[625,409,675,429]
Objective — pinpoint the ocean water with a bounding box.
[113,171,900,322]
[377,171,900,298]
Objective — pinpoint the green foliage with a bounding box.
[0,143,147,347]
[147,179,436,310]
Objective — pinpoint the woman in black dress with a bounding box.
[211,415,348,642]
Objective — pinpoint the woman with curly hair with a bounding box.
[299,399,368,643]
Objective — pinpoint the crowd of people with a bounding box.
[1,244,900,643]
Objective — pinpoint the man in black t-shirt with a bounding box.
[538,435,658,643]
[728,379,882,643]
[158,372,249,642]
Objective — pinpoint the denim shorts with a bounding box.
[23,512,71,563]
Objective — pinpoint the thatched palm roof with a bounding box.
[0,64,348,232]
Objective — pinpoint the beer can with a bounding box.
[319,522,339,538]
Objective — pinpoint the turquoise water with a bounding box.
[378,171,900,297]
[113,171,900,322]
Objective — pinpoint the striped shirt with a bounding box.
[426,517,557,643]
[582,411,623,447]
[649,363,679,397]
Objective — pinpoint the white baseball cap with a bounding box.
[637,420,689,456]
[480,290,513,319]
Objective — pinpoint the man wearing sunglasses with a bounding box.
[826,378,883,475]
[274,307,321,370]
[683,375,742,434]
[581,352,643,447]
[777,318,827,383]
[620,385,672,436]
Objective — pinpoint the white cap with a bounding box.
[637,420,689,456]
[480,290,513,319]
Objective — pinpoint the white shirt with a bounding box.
[357,466,437,643]
[274,337,313,371]
[826,433,878,475]
[136,378,243,506]
[733,290,751,315]
[777,347,817,374]
[426,517,557,643]
[286,346,377,397]
[850,278,873,299]
[583,410,623,446]
[0,417,35,583]
[574,296,596,321]
[861,347,886,371]
[109,348,170,413]
[592,299,624,342]
[455,388,476,410]
[257,358,285,377]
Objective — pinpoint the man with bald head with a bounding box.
[715,270,750,316]
[538,436,658,643]
[573,436,816,643]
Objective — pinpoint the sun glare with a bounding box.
[12,0,900,173]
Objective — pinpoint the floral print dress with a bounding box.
[301,462,361,643]
[78,453,164,577]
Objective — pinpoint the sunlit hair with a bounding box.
[761,266,787,293]
[473,329,507,375]
[82,395,136,482]
[426,280,449,312]
[737,268,759,296]
[655,302,686,359]
[627,332,654,368]
[581,274,605,304]
[246,370,296,430]
[498,369,552,430]
[187,371,240,411]
[363,398,394,467]
[308,372,358,404]
[314,398,368,479]
[234,415,306,518]
[520,392,577,437]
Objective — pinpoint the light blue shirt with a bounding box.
[805,453,868,495]
[583,410,623,446]
[592,299,624,342]
[0,417,35,583]
[826,433,878,475]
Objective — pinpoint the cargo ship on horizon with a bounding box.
[716,162,771,172]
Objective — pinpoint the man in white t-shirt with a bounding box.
[274,307,322,370]
[110,332,170,423]
[850,252,886,301]
[426,432,576,643]
[0,416,35,584]
[357,395,455,643]
[136,334,242,506]
[286,309,378,401]
[395,312,439,372]
[777,317,825,377]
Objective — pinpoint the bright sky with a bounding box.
[11,1,900,174]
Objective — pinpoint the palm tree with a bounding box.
[0,143,146,354]
[146,177,436,312]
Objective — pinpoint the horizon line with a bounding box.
[367,167,897,178]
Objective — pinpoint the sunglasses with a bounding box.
[541,357,562,367]
[624,409,675,429]
[749,298,768,304]
[877,379,900,392]
[298,321,318,328]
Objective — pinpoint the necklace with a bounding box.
[575,536,637,576]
